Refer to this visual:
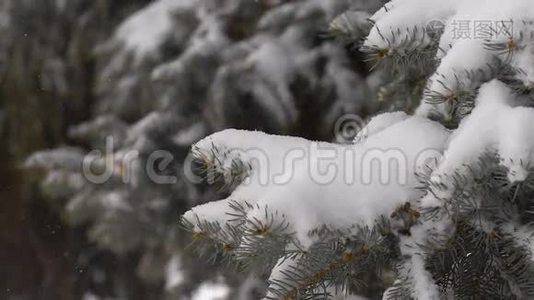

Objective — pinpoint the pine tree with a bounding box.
[19,0,378,298]
[182,1,534,299]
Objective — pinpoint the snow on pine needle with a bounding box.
[182,115,450,298]
[181,1,534,298]
[362,0,534,121]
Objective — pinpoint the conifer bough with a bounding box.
[183,0,534,299]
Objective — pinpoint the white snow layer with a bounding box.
[184,115,450,247]
[190,281,230,300]
[184,78,534,296]
[364,0,534,118]
[114,0,196,63]
[165,254,185,291]
[422,80,534,207]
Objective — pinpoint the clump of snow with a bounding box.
[100,191,132,211]
[190,280,230,300]
[329,10,373,42]
[247,40,299,124]
[354,111,409,143]
[172,122,207,146]
[68,115,128,148]
[364,0,534,118]
[184,115,450,248]
[165,254,185,291]
[501,223,534,258]
[422,80,534,207]
[264,248,300,299]
[397,216,453,300]
[511,44,534,87]
[81,292,100,300]
[25,147,85,171]
[113,0,197,63]
[365,0,458,50]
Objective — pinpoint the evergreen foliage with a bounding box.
[16,0,380,298]
[182,1,534,299]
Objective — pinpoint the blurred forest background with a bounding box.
[0,0,388,299]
